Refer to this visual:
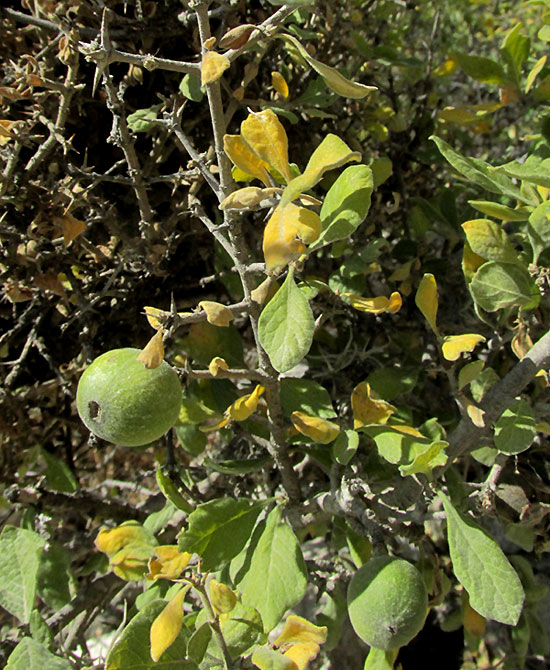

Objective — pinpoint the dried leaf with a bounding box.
[291,411,340,444]
[201,51,230,85]
[137,330,165,369]
[219,24,256,50]
[198,300,234,326]
[219,186,280,211]
[241,109,291,183]
[150,585,190,662]
[54,213,86,247]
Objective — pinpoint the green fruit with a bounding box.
[76,348,182,447]
[347,556,428,651]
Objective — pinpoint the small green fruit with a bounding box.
[76,348,182,447]
[347,556,428,651]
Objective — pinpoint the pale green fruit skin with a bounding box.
[347,556,428,651]
[76,348,182,447]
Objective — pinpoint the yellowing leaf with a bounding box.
[95,521,153,557]
[390,424,425,437]
[198,300,234,327]
[278,33,376,99]
[344,291,402,314]
[147,545,191,581]
[283,642,321,670]
[263,202,321,271]
[144,306,171,331]
[219,186,280,210]
[150,585,190,662]
[224,134,271,185]
[432,58,459,77]
[272,71,289,98]
[463,591,487,638]
[526,55,547,93]
[251,276,277,305]
[281,134,361,206]
[228,384,265,421]
[274,615,328,648]
[252,646,297,670]
[137,329,165,369]
[201,51,230,85]
[109,543,156,580]
[442,334,486,361]
[351,382,396,429]
[241,109,291,183]
[209,356,229,376]
[209,579,238,614]
[415,273,439,336]
[291,411,340,444]
[462,241,486,283]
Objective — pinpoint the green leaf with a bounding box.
[494,399,536,455]
[310,164,373,250]
[258,267,314,373]
[6,638,71,670]
[179,74,204,102]
[36,543,74,610]
[0,526,46,624]
[105,600,195,670]
[500,23,530,83]
[468,200,529,222]
[251,647,294,670]
[452,52,509,85]
[367,366,418,401]
[127,105,162,133]
[187,622,212,666]
[197,600,264,661]
[496,154,550,189]
[40,449,78,493]
[280,378,336,419]
[182,322,244,368]
[461,219,519,264]
[234,506,307,632]
[431,136,532,204]
[178,498,264,571]
[332,429,360,465]
[470,261,540,311]
[528,200,550,263]
[439,491,524,625]
[364,647,398,670]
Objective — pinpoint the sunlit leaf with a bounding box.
[219,186,279,211]
[252,647,297,670]
[415,273,439,336]
[147,546,191,581]
[351,381,396,429]
[241,109,291,183]
[274,615,328,647]
[398,440,447,477]
[283,642,321,670]
[137,329,165,369]
[290,411,340,444]
[150,585,190,662]
[344,291,402,314]
[272,71,290,98]
[441,334,486,361]
[144,306,171,331]
[198,300,234,327]
[281,134,361,206]
[209,579,238,614]
[228,384,265,421]
[462,219,519,264]
[201,51,230,85]
[224,135,270,185]
[263,202,321,271]
[278,34,376,99]
[219,24,256,50]
[208,356,229,376]
[95,521,155,558]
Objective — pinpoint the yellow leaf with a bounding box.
[55,213,86,247]
[201,416,230,432]
[283,642,321,670]
[228,384,265,421]
[511,327,533,360]
[198,300,234,327]
[390,424,425,437]
[209,579,238,614]
[201,51,230,85]
[272,71,289,98]
[462,241,485,283]
[351,381,396,429]
[291,411,340,444]
[344,291,402,314]
[415,273,439,336]
[263,202,321,271]
[95,521,153,557]
[441,334,486,361]
[224,134,270,185]
[241,109,291,183]
[137,329,165,369]
[281,134,361,206]
[464,397,486,428]
[150,585,190,662]
[278,34,376,99]
[251,276,278,305]
[147,545,192,580]
[110,543,155,580]
[209,356,229,376]
[274,615,328,648]
[219,186,280,210]
[144,305,171,331]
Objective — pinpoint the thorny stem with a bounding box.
[195,580,234,670]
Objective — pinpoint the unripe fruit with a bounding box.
[76,348,182,447]
[347,556,428,651]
